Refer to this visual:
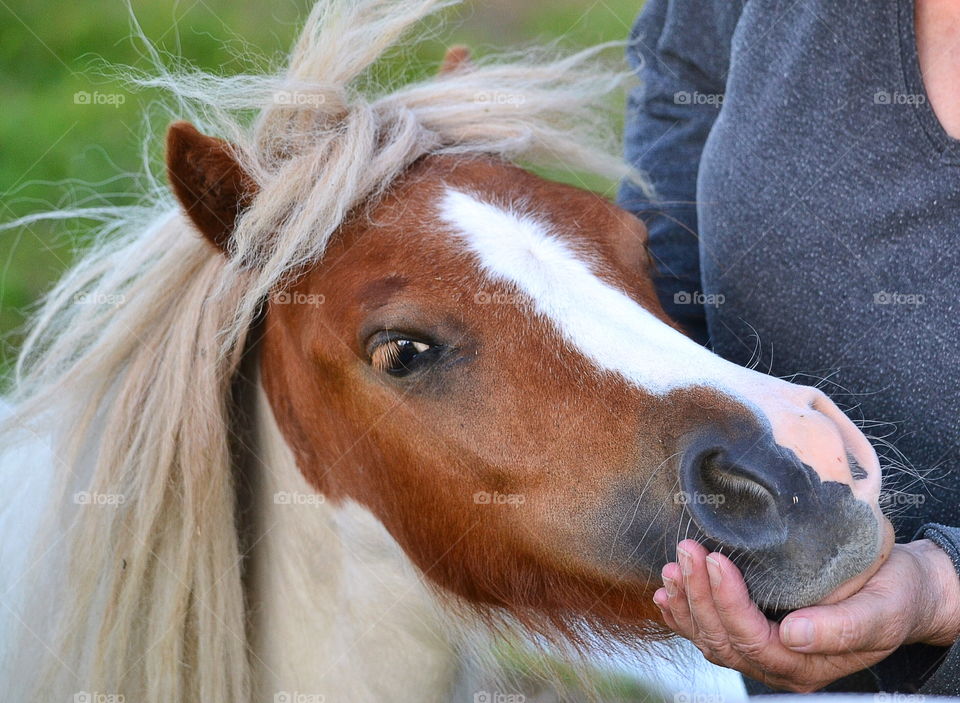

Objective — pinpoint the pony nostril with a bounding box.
[846,450,868,480]
[805,389,876,484]
[697,450,776,517]
[680,443,786,551]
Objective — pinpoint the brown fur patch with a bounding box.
[439,45,472,75]
[165,121,257,253]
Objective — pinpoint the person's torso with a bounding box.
[698,0,960,540]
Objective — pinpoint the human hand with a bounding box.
[652,538,960,692]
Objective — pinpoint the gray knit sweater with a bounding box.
[618,0,960,693]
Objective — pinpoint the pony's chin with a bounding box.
[757,517,894,620]
[739,502,890,616]
[814,517,895,607]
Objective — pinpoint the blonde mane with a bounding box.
[0,1,643,700]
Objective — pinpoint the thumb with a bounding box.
[779,589,899,655]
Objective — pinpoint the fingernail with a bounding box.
[782,618,814,648]
[653,589,669,608]
[677,547,691,576]
[706,555,722,587]
[663,575,677,597]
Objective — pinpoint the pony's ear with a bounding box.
[165,121,257,254]
[439,45,472,75]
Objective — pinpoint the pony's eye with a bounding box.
[370,338,434,376]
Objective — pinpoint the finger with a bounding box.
[662,561,694,636]
[677,540,744,664]
[703,550,827,684]
[779,589,900,655]
[705,551,779,658]
[653,587,681,632]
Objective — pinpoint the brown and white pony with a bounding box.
[0,1,893,701]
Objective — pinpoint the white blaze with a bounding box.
[437,188,759,397]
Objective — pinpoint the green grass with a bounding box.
[493,639,668,702]
[0,0,639,375]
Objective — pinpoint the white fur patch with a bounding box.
[437,188,759,396]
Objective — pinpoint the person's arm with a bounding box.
[617,0,745,345]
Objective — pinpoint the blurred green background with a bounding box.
[0,0,640,377]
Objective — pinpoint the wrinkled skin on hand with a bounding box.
[653,538,960,692]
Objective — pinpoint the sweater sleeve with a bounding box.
[917,523,960,695]
[617,0,745,345]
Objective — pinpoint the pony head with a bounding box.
[167,88,891,637]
